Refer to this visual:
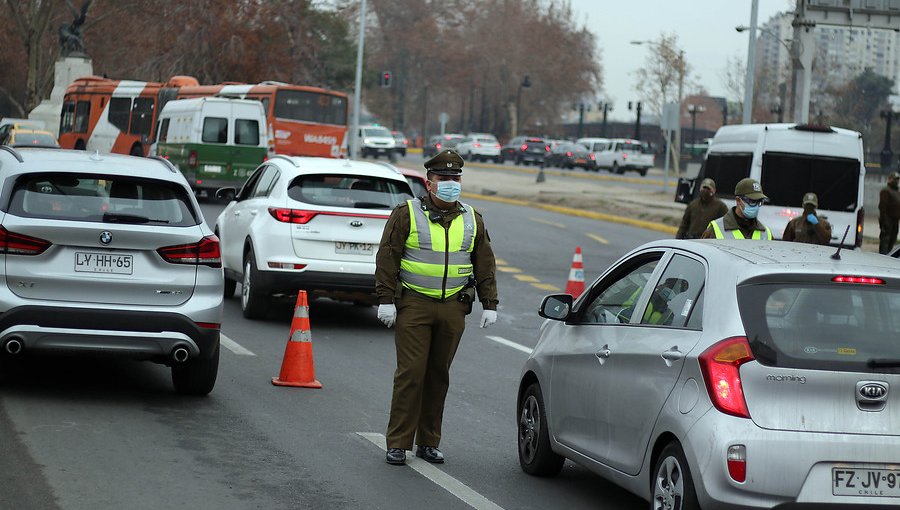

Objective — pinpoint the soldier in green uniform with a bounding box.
[676,177,728,239]
[375,149,499,466]
[879,172,900,254]
[701,177,772,240]
[783,192,832,245]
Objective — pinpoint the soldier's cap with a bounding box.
[734,177,767,201]
[802,192,818,207]
[700,178,716,190]
[424,149,464,175]
[890,171,900,180]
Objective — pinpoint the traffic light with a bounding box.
[380,70,392,88]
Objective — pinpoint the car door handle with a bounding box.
[595,344,611,361]
[233,210,241,216]
[249,210,258,216]
[661,347,683,366]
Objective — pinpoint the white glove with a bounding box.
[480,309,498,328]
[377,304,397,328]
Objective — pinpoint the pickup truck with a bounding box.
[593,138,654,176]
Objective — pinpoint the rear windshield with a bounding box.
[235,119,260,145]
[287,174,411,209]
[13,132,58,146]
[619,141,642,152]
[761,153,860,211]
[702,153,752,199]
[274,90,346,126]
[739,281,900,373]
[7,173,199,226]
[202,117,227,143]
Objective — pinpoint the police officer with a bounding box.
[783,192,832,245]
[879,172,900,254]
[701,177,772,239]
[676,177,728,239]
[375,149,499,466]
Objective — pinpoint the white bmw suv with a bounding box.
[0,146,223,395]
[215,156,413,319]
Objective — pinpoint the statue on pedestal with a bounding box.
[58,0,92,58]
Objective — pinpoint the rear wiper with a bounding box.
[866,358,900,368]
[102,212,169,224]
[354,202,391,209]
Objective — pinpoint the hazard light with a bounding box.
[832,276,885,285]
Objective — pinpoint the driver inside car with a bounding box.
[642,277,690,326]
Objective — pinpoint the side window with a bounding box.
[109,97,131,132]
[202,117,228,143]
[580,256,661,325]
[237,166,265,200]
[235,119,260,145]
[0,125,9,144]
[60,101,76,134]
[129,97,154,136]
[703,153,752,200]
[74,100,91,133]
[641,254,706,328]
[158,118,170,143]
[252,167,279,198]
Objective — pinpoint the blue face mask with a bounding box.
[742,203,760,219]
[432,180,461,202]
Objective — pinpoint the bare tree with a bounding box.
[4,0,60,113]
[634,32,689,119]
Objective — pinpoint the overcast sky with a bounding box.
[567,0,791,120]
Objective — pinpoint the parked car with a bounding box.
[0,147,223,395]
[400,167,427,198]
[590,138,654,176]
[519,238,900,509]
[358,125,397,160]
[508,137,549,166]
[455,133,501,163]
[214,156,412,319]
[391,130,409,157]
[2,128,60,148]
[546,142,595,170]
[423,134,465,159]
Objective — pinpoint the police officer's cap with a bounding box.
[802,192,818,207]
[734,177,767,201]
[700,178,716,190]
[424,149,464,175]
[890,171,900,180]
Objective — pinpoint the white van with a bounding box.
[675,123,866,248]
[153,97,268,196]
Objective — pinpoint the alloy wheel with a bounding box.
[242,260,252,310]
[653,455,684,510]
[518,394,540,464]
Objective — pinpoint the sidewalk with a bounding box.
[403,160,883,253]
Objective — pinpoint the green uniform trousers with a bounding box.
[386,290,468,450]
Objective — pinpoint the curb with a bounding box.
[462,192,679,235]
[467,160,678,188]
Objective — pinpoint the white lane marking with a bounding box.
[220,333,256,356]
[485,335,532,354]
[357,432,505,510]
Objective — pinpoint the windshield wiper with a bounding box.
[102,212,169,224]
[354,202,391,209]
[866,358,900,368]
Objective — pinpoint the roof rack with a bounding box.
[268,154,299,167]
[0,145,24,163]
[149,155,178,173]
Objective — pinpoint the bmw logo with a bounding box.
[99,231,112,245]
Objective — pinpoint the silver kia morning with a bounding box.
[519,239,900,509]
[0,147,223,395]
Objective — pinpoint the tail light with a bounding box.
[473,143,481,148]
[494,144,501,149]
[0,226,51,255]
[436,143,442,150]
[188,150,198,169]
[196,322,221,330]
[856,207,864,247]
[589,153,596,160]
[727,445,747,483]
[699,336,754,419]
[545,145,551,152]
[269,208,318,224]
[158,235,221,268]
[622,153,628,160]
[566,151,573,157]
[520,144,528,151]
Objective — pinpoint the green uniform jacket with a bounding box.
[879,185,900,221]
[676,197,728,239]
[783,213,832,245]
[375,195,498,310]
[701,207,769,239]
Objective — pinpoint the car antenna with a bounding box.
[831,225,851,260]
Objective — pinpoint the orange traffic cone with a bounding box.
[565,246,585,299]
[272,290,322,388]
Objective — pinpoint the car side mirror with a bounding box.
[674,178,696,204]
[215,187,236,202]
[539,294,573,321]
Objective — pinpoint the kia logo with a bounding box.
[349,220,364,228]
[858,382,888,400]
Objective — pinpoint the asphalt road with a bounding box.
[0,194,666,509]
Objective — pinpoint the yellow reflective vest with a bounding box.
[708,217,772,240]
[399,199,476,299]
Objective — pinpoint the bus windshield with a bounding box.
[274,90,346,126]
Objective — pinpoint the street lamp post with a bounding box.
[515,74,531,137]
[687,104,706,154]
[350,0,367,159]
[599,101,612,137]
[736,23,795,124]
[881,110,898,171]
[630,40,684,174]
[574,101,592,139]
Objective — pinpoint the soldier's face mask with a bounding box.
[740,197,761,219]
[430,179,462,202]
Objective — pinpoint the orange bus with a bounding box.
[59,76,349,158]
